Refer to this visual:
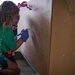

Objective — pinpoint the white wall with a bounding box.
[18,0,52,75]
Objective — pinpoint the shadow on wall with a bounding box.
[27,12,50,61]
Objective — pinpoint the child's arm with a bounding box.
[4,39,23,58]
[4,29,29,58]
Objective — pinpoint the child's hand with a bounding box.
[19,29,29,42]
[4,50,14,58]
[17,29,25,36]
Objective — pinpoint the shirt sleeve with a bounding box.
[3,29,16,51]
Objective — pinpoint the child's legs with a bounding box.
[0,60,20,75]
[7,56,17,64]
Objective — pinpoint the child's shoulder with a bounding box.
[0,25,14,37]
[4,28,15,37]
[5,28,13,33]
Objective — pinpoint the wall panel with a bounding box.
[50,0,75,75]
[18,0,52,75]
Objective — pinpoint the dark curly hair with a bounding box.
[0,1,19,28]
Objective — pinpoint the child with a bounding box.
[4,24,18,64]
[0,1,29,75]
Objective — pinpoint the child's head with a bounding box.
[0,1,20,28]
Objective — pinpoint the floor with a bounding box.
[15,52,36,75]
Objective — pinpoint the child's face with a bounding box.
[12,13,20,26]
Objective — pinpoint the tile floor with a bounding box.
[16,60,35,75]
[15,52,36,75]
